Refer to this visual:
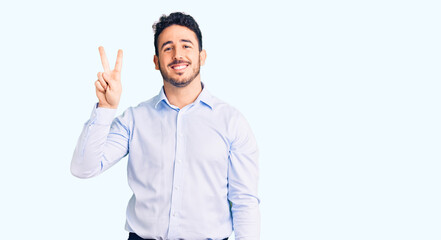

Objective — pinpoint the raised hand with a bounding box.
[95,46,123,109]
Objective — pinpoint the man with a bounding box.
[71,12,260,240]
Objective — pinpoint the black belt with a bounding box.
[129,232,228,240]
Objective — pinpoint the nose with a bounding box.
[173,47,183,60]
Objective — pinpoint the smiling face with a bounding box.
[154,25,206,88]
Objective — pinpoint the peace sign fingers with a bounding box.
[98,46,111,72]
[95,46,123,109]
[114,49,123,72]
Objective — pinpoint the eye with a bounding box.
[164,47,172,52]
[184,45,191,49]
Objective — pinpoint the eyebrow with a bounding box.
[161,39,194,50]
[180,39,193,45]
[161,41,173,50]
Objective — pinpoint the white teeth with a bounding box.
[173,65,187,70]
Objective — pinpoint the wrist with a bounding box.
[98,102,118,109]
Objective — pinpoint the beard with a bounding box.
[159,58,201,88]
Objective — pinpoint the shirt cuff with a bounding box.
[89,102,117,125]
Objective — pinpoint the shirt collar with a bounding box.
[154,86,169,109]
[154,82,214,110]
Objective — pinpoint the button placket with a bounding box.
[167,109,185,238]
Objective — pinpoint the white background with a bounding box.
[1,0,440,239]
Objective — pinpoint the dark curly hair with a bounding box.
[152,12,203,56]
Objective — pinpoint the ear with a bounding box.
[200,49,207,66]
[153,55,160,70]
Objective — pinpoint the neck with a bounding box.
[163,78,203,109]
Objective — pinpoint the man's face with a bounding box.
[154,25,206,88]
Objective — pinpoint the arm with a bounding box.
[71,46,127,178]
[228,112,261,240]
[70,104,130,178]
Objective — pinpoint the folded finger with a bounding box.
[102,72,114,89]
[97,72,108,90]
[95,80,105,92]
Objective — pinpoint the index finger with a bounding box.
[98,46,111,72]
[114,49,123,72]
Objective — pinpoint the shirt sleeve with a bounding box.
[228,111,261,240]
[70,103,130,178]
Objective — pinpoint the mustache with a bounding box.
[168,60,190,67]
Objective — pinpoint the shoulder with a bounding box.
[115,95,158,123]
[123,95,158,115]
[210,97,258,151]
[209,94,244,119]
[133,95,158,110]
[208,93,252,137]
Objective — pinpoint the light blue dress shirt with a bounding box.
[71,85,260,240]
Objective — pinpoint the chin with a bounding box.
[164,77,193,88]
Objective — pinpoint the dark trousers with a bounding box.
[128,232,228,240]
